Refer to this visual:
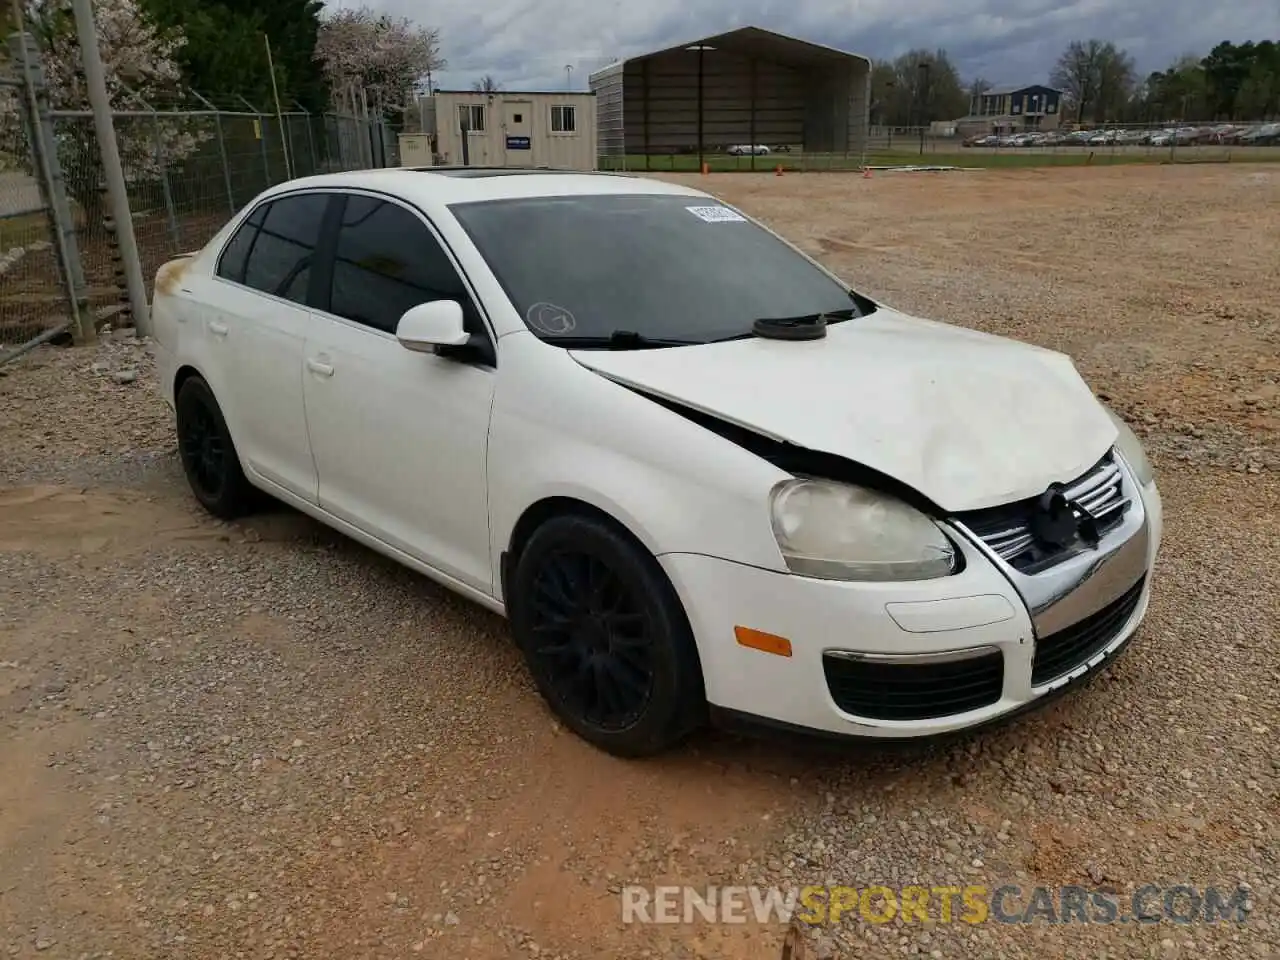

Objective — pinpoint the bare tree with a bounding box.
[1052,40,1104,122]
[1052,39,1135,123]
[967,76,993,97]
[1095,45,1136,123]
[888,49,967,125]
[472,75,500,92]
[964,76,992,114]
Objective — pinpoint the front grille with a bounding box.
[1031,576,1146,685]
[955,451,1132,573]
[823,650,1004,721]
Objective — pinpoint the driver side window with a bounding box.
[328,195,486,341]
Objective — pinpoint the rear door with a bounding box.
[209,191,334,502]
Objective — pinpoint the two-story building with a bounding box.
[955,84,1063,137]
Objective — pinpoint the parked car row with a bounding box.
[665,144,793,156]
[724,143,794,156]
[962,122,1280,148]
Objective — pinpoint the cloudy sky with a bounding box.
[353,0,1278,92]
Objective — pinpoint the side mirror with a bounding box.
[396,300,469,353]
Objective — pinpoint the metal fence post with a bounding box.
[6,30,91,342]
[238,97,271,186]
[152,113,180,248]
[192,89,236,211]
[256,114,271,184]
[336,115,349,169]
[212,111,236,211]
[305,114,318,175]
[258,113,271,183]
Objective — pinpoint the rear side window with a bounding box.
[329,195,482,335]
[215,203,266,283]
[217,193,330,305]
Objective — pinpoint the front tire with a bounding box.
[175,375,255,520]
[508,513,706,757]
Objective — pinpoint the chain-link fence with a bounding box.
[1,21,397,366]
[45,103,391,328]
[599,120,1280,172]
[0,75,78,356]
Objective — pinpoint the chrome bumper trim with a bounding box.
[824,644,1001,665]
[952,453,1150,637]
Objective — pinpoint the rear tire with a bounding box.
[175,375,255,520]
[508,513,706,757]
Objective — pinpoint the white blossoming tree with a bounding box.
[315,7,445,116]
[0,0,205,220]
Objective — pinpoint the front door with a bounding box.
[301,193,497,593]
[503,100,533,165]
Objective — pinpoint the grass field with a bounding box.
[600,144,1280,172]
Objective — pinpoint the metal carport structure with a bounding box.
[589,26,871,169]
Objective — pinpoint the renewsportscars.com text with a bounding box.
[620,884,1253,926]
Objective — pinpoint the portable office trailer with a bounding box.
[423,91,598,170]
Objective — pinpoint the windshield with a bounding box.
[450,193,865,345]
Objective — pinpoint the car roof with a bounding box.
[259,167,711,207]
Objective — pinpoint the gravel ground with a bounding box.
[1,163,1277,960]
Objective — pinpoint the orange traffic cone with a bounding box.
[775,164,783,176]
[700,162,709,175]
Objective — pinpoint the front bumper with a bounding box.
[660,475,1162,740]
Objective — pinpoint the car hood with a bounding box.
[568,308,1118,512]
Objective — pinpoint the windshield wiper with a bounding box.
[756,306,858,326]
[705,307,859,343]
[547,330,700,350]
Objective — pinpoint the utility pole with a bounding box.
[71,0,150,335]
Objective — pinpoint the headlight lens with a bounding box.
[769,478,957,581]
[1105,407,1154,486]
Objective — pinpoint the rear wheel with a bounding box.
[175,375,255,520]
[508,513,706,757]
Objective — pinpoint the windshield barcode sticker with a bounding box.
[685,205,746,223]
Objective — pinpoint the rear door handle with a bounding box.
[306,358,335,377]
[208,320,229,337]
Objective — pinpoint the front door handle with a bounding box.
[208,320,229,337]
[306,358,335,378]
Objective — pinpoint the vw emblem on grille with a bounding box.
[1031,484,1100,549]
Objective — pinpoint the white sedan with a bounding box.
[151,167,1162,757]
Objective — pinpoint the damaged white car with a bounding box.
[151,167,1162,757]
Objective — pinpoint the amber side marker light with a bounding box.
[734,626,793,658]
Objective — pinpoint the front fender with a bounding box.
[487,335,790,597]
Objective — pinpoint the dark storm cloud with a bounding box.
[365,0,1277,90]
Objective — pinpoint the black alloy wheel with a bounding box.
[528,546,655,730]
[510,513,706,757]
[175,375,255,519]
[181,399,226,500]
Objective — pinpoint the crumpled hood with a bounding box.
[569,308,1118,512]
